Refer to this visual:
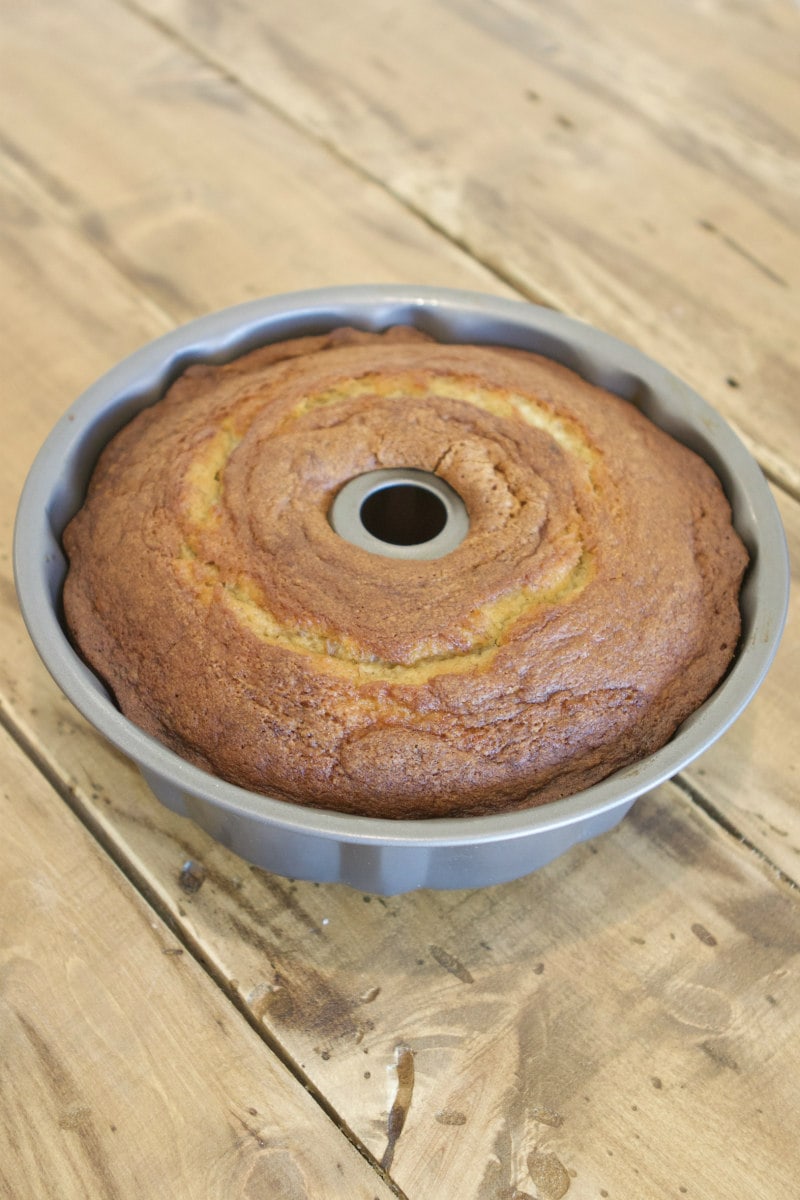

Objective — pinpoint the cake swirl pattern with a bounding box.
[63,327,748,817]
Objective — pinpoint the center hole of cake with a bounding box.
[329,468,469,560]
[359,481,447,546]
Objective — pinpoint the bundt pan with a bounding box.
[14,286,789,894]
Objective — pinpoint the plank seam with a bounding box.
[0,697,410,1200]
[672,771,799,892]
[3,0,798,497]
[114,0,561,309]
[114,0,800,499]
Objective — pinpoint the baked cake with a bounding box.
[62,326,748,818]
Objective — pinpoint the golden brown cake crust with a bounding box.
[62,327,748,818]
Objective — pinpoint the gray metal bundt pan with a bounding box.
[14,286,790,894]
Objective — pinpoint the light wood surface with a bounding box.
[2,1,799,1197]
[134,0,800,495]
[0,724,398,1200]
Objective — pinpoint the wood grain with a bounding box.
[0,724,398,1200]
[1,0,796,874]
[686,490,800,879]
[1,1,799,1197]
[5,717,800,1198]
[132,0,800,493]
[0,0,511,327]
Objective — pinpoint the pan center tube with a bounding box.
[329,468,470,560]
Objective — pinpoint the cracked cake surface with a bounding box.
[62,326,748,818]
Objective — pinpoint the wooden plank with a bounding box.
[2,145,796,876]
[1,0,796,872]
[0,0,511,326]
[685,485,800,878]
[0,151,797,1189]
[1,1,799,1195]
[0,722,397,1200]
[131,0,800,493]
[5,723,800,1198]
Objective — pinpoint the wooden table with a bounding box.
[2,2,798,1196]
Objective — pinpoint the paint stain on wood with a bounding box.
[381,1043,415,1172]
[527,1150,571,1199]
[701,1039,740,1072]
[429,944,474,983]
[435,1108,467,1126]
[255,874,324,936]
[261,964,360,1042]
[691,923,718,947]
[627,802,740,881]
[531,1106,564,1128]
[722,891,800,956]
